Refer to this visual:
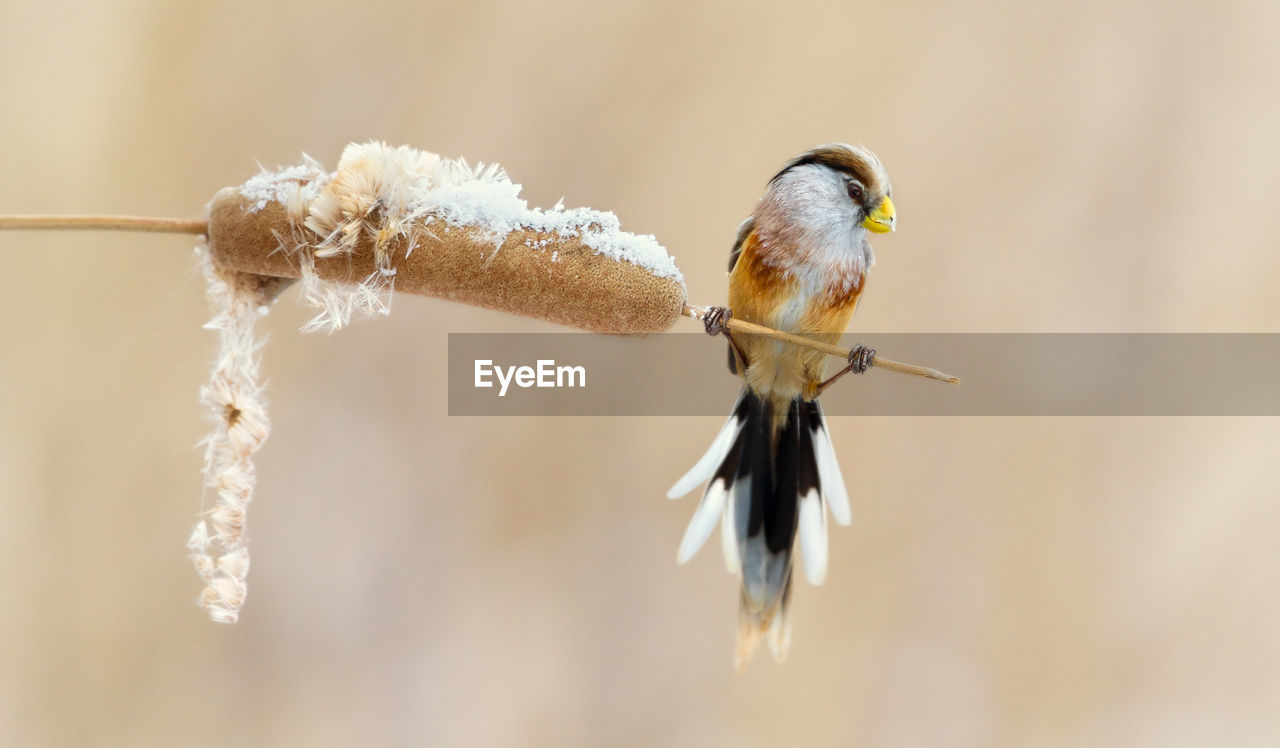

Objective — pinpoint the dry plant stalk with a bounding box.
[0,215,207,233]
[682,305,960,384]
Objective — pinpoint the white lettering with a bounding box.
[474,360,493,388]
[495,363,515,397]
[477,359,586,396]
[558,364,586,388]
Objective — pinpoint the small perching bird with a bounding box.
[668,144,895,669]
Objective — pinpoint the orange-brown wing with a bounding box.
[728,217,755,273]
[726,217,755,374]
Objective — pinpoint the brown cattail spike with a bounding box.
[205,142,688,334]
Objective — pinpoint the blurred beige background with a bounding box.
[2,0,1279,746]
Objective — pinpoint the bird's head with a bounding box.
[764,143,895,236]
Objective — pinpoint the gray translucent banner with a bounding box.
[447,334,1280,415]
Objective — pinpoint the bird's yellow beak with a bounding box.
[861,196,896,233]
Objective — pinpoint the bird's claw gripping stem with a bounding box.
[848,343,876,374]
[704,306,732,337]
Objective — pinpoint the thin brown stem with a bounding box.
[682,305,960,385]
[0,214,208,235]
[0,216,956,382]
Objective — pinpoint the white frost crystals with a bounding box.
[238,156,329,214]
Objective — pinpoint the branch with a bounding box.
[682,305,960,385]
[0,215,957,386]
[0,214,208,234]
[0,215,959,384]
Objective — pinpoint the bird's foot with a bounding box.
[704,306,732,337]
[848,343,876,374]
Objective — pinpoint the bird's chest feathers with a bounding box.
[751,227,869,330]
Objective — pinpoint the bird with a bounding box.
[667,143,895,669]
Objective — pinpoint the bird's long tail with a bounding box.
[668,389,852,670]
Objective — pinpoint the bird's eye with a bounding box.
[845,180,864,202]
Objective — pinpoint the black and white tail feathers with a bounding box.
[667,389,851,670]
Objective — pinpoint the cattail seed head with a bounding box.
[189,142,688,624]
[207,142,687,335]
